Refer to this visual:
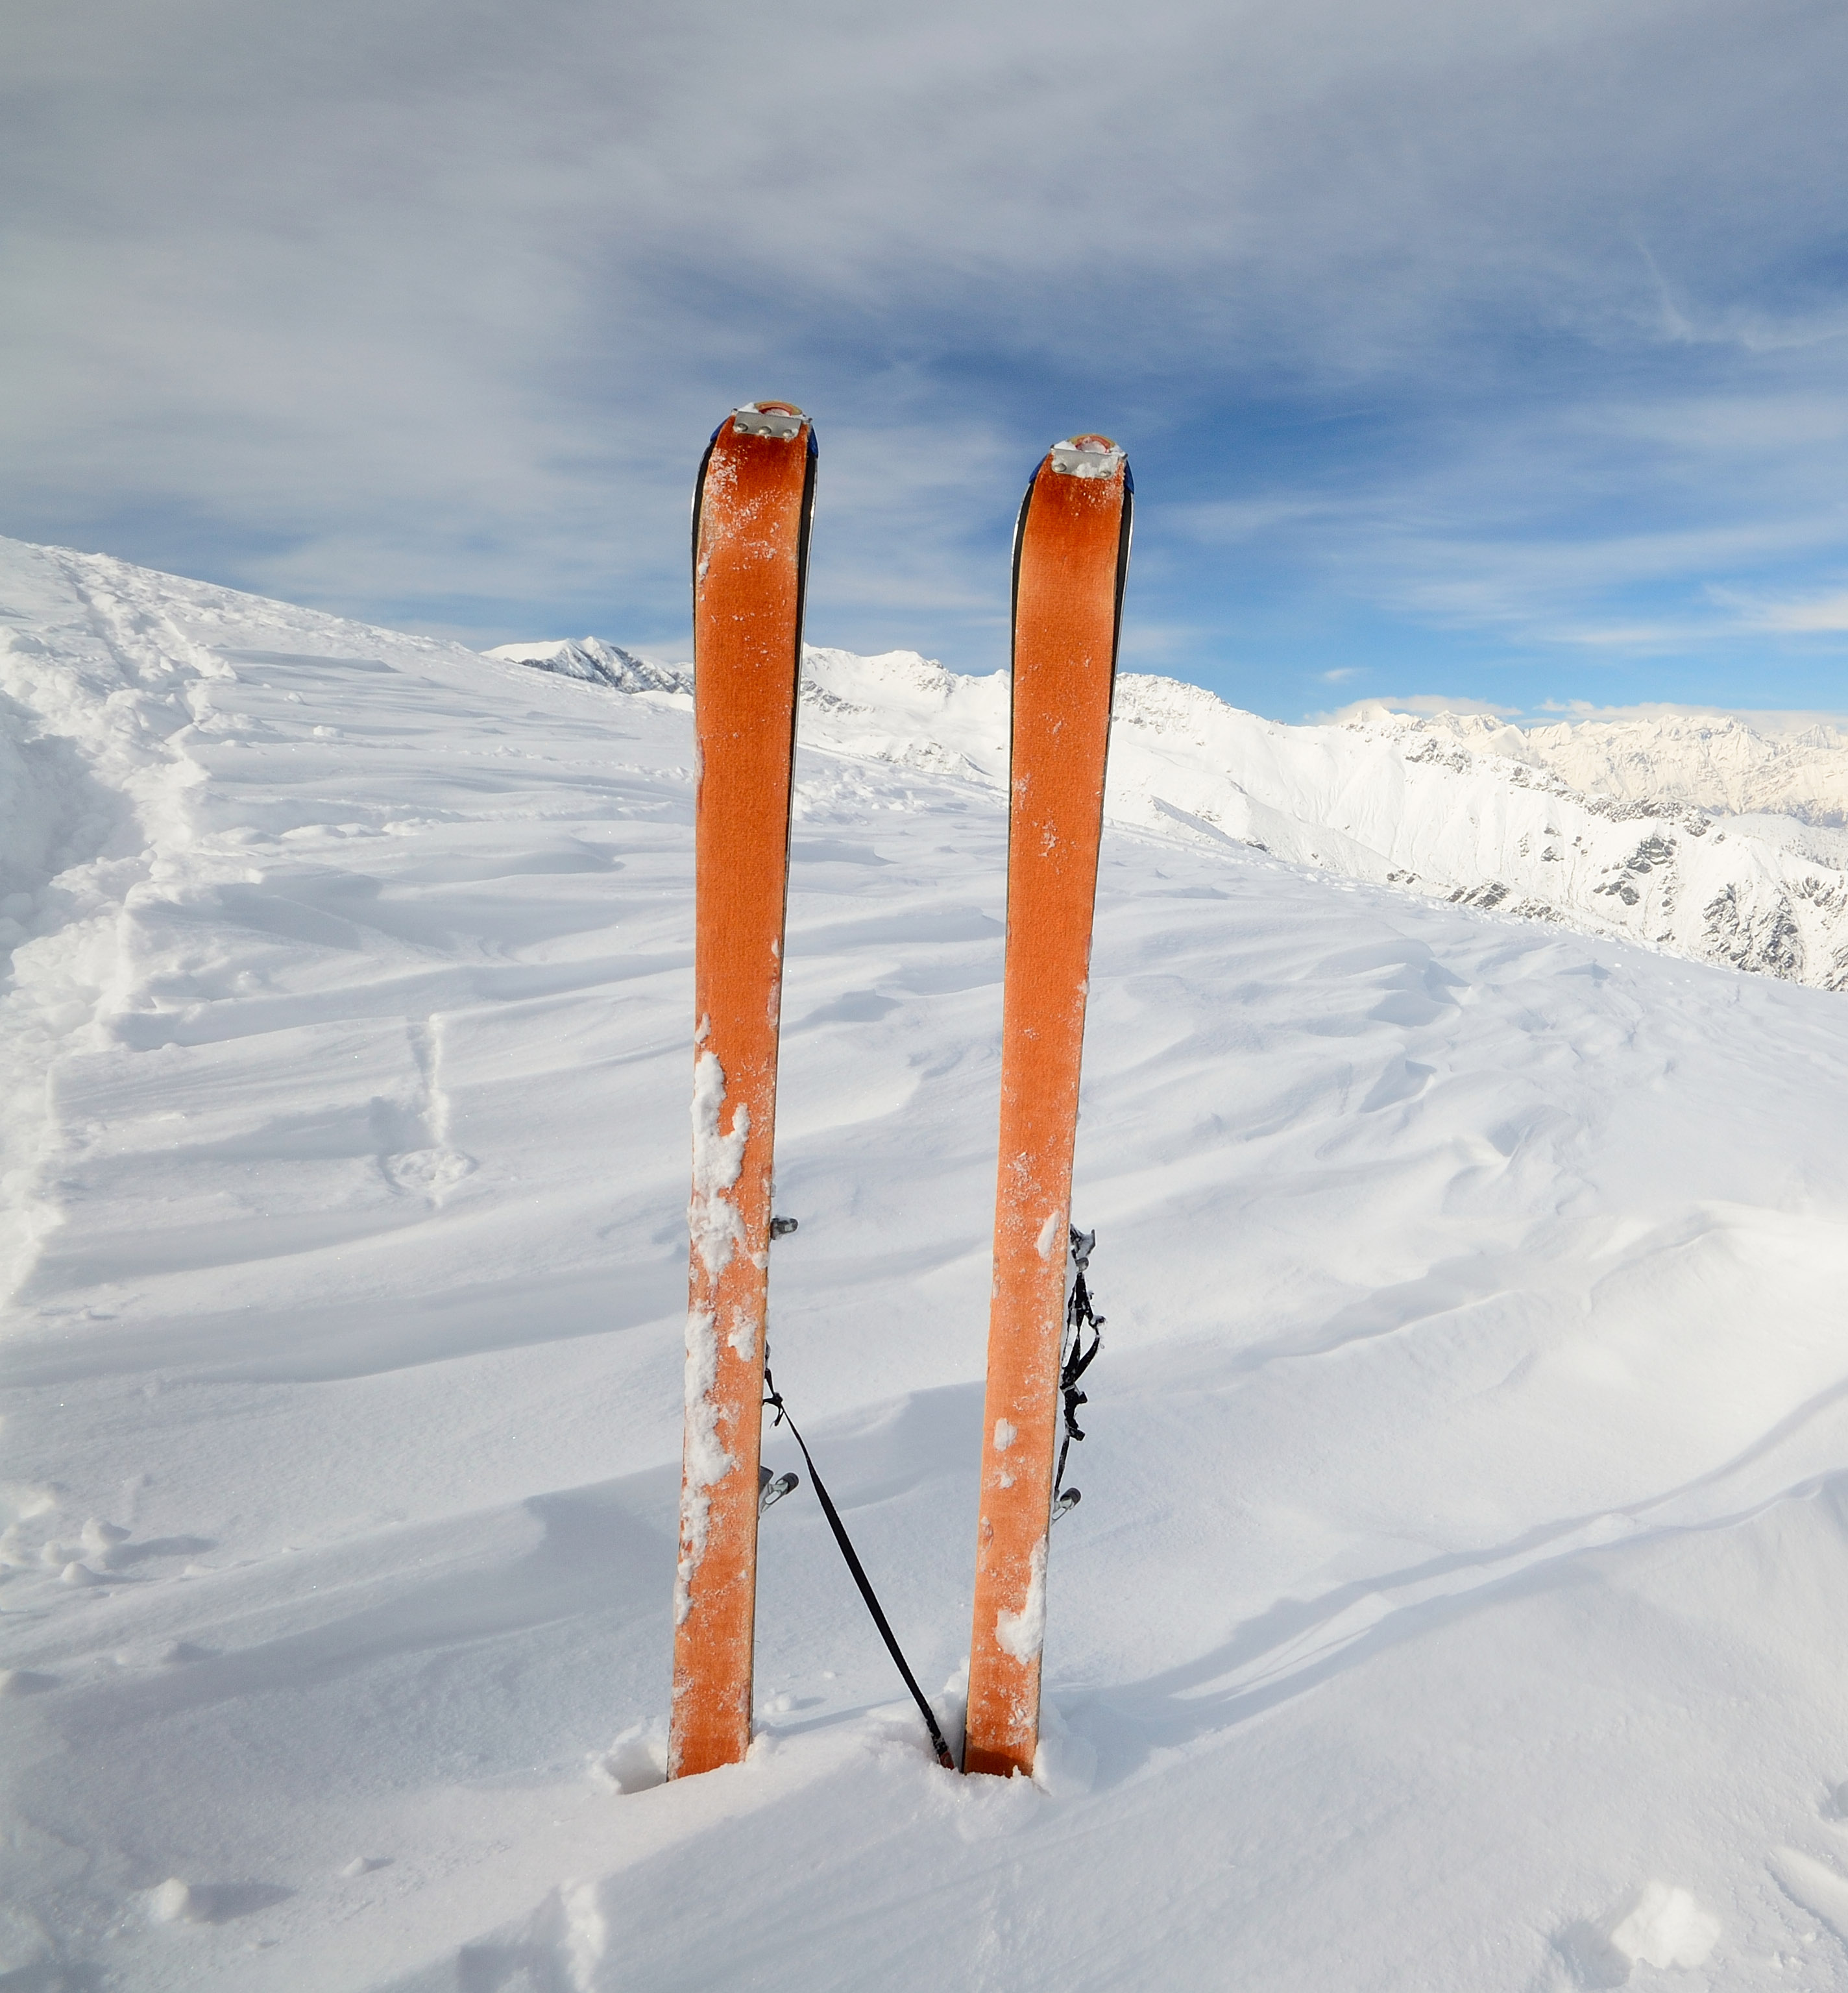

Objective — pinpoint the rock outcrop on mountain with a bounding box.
[484,636,690,697]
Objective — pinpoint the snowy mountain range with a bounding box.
[505,638,1848,991]
[1365,703,1848,827]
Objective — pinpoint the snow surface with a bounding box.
[11,536,1848,1986]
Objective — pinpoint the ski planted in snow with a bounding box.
[964,435,1132,1778]
[670,402,817,1779]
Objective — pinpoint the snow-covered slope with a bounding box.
[13,540,1848,1988]
[513,639,1848,989]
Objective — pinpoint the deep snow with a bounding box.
[9,539,1848,1988]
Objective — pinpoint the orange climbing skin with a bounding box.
[670,403,815,1780]
[965,435,1131,1779]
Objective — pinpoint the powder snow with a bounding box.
[8,535,1848,1989]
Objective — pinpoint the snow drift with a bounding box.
[10,537,1848,1990]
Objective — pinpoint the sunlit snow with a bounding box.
[8,537,1848,1988]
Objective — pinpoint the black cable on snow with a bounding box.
[761,1357,958,1771]
[1052,1227,1104,1520]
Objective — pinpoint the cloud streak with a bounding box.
[4,0,1847,704]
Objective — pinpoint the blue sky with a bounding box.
[5,0,1847,721]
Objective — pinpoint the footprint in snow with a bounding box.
[1768,1844,1848,1944]
[149,1879,294,1926]
[0,1669,58,1697]
[1359,1057,1434,1113]
[82,1518,130,1563]
[589,1721,667,1794]
[1552,1881,1720,1985]
[385,1147,475,1196]
[39,1523,213,1580]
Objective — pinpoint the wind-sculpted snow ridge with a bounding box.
[507,640,1848,991]
[18,535,1848,1990]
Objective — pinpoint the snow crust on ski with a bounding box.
[965,436,1132,1778]
[670,402,816,1779]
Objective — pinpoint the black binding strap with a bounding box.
[762,1358,957,1770]
[1053,1227,1104,1516]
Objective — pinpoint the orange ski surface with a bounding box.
[965,435,1132,1778]
[670,402,816,1778]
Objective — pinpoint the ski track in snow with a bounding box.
[8,537,1848,1985]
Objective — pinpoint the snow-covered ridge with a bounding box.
[483,636,689,697]
[507,638,1848,991]
[1359,703,1848,828]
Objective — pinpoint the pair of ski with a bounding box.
[670,401,1131,1782]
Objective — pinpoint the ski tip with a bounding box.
[1047,435,1126,480]
[729,402,808,442]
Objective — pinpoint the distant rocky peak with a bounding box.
[485,637,690,697]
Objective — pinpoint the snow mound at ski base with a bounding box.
[10,534,1848,1988]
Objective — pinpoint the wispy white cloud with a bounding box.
[1321,694,1523,723]
[3,0,1847,701]
[1319,695,1848,732]
[1528,700,1848,732]
[1708,586,1848,634]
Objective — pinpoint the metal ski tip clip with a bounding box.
[758,1466,799,1514]
[769,1214,798,1238]
[731,402,807,441]
[1052,1488,1082,1521]
[1048,435,1124,479]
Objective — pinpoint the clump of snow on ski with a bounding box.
[687,1048,749,1289]
[965,435,1131,1778]
[992,1537,1047,1663]
[670,404,817,1779]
